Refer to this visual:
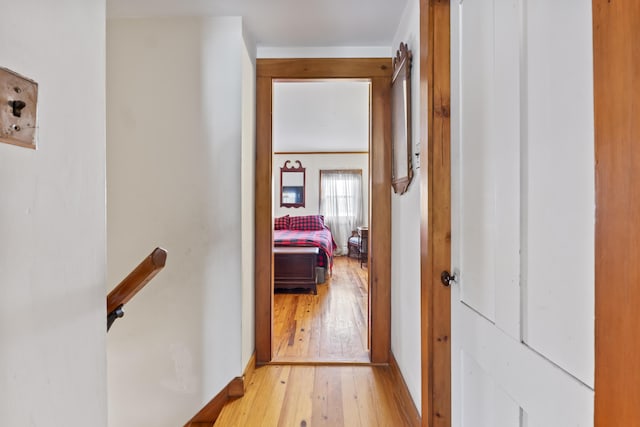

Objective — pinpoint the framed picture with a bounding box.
[391,42,413,195]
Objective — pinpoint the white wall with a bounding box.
[0,1,107,426]
[390,0,422,414]
[273,153,369,224]
[240,29,256,372]
[273,81,370,152]
[107,16,253,426]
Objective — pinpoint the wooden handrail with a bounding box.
[107,247,167,314]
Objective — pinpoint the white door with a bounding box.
[450,1,595,426]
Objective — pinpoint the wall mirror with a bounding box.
[280,160,306,207]
[391,42,413,195]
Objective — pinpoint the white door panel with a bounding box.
[522,0,595,387]
[461,352,521,427]
[456,305,593,427]
[459,0,497,322]
[451,0,594,425]
[491,0,521,340]
[459,0,521,336]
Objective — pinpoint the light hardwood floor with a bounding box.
[212,257,419,427]
[273,256,369,363]
[214,364,419,427]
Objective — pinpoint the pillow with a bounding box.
[274,215,290,230]
[290,215,325,231]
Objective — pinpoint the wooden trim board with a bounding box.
[274,151,368,155]
[184,352,256,426]
[257,58,391,78]
[389,352,422,426]
[255,74,274,363]
[420,0,452,426]
[242,351,257,394]
[368,74,392,363]
[255,58,392,364]
[183,378,238,426]
[227,376,245,399]
[593,0,640,424]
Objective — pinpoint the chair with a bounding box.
[357,226,368,268]
[347,231,361,258]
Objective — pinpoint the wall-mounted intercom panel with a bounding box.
[0,67,38,149]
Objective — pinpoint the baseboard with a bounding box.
[242,351,257,391]
[229,351,257,397]
[184,383,230,427]
[227,376,245,398]
[184,351,257,426]
[389,351,422,427]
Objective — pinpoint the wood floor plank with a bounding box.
[273,256,369,363]
[350,366,381,427]
[306,295,322,358]
[292,296,313,358]
[276,367,315,426]
[311,367,344,426]
[373,367,408,425]
[340,367,361,427]
[259,366,292,426]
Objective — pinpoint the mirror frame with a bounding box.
[280,160,306,208]
[391,42,414,195]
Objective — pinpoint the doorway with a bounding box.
[271,80,371,363]
[255,58,392,365]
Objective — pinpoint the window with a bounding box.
[320,170,363,254]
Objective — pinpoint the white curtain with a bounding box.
[320,170,364,255]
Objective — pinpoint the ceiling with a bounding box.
[107,0,409,47]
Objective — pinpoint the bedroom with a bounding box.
[271,79,371,363]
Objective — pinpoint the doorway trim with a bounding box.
[593,0,640,424]
[420,0,452,425]
[255,58,392,364]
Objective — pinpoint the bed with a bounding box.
[273,215,337,287]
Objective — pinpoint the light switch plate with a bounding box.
[0,67,38,149]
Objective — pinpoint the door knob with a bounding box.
[440,270,456,287]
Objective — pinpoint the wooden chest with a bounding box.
[273,247,319,294]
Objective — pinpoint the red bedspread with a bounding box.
[274,228,337,268]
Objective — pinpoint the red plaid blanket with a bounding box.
[274,228,337,268]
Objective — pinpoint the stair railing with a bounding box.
[106,247,167,331]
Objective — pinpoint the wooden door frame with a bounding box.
[593,1,639,424]
[420,0,451,425]
[255,58,392,364]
